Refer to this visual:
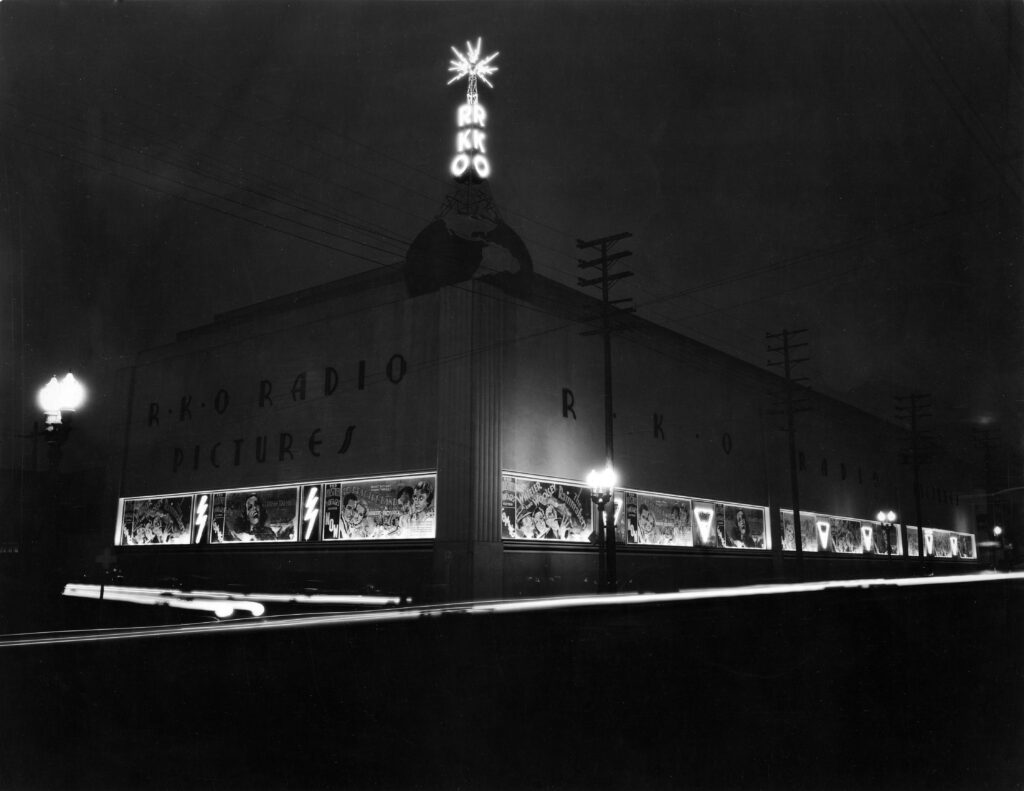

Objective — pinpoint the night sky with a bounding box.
[1,0,1021,473]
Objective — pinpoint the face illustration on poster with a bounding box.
[500,477,589,541]
[341,493,371,538]
[398,480,435,537]
[669,504,689,545]
[636,504,656,543]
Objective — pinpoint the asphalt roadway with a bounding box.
[1,573,1022,791]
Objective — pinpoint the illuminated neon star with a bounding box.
[447,37,499,89]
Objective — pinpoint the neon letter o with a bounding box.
[451,154,470,177]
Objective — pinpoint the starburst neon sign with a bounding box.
[447,37,498,180]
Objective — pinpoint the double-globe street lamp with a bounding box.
[876,509,897,559]
[34,373,86,573]
[37,372,87,466]
[586,464,618,593]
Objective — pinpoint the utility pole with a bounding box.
[973,427,1001,567]
[767,329,811,580]
[896,393,933,572]
[578,231,634,593]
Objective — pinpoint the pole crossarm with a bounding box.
[576,231,632,249]
[578,250,633,268]
[578,271,634,288]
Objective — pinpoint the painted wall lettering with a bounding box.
[259,380,273,408]
[562,388,576,420]
[653,413,665,440]
[279,432,294,461]
[214,389,230,414]
[291,373,307,401]
[386,354,407,384]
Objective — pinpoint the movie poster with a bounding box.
[954,532,975,559]
[781,510,819,551]
[210,487,298,543]
[829,518,862,554]
[907,526,920,556]
[118,496,193,546]
[501,476,591,541]
[625,494,693,546]
[717,505,767,549]
[324,476,436,540]
[869,522,902,555]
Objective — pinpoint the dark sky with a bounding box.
[1,0,1021,472]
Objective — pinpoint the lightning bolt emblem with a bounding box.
[194,495,209,543]
[304,487,320,540]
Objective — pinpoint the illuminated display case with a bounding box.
[115,473,438,547]
[500,474,770,550]
[501,474,591,541]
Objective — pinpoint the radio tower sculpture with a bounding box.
[448,37,499,115]
[442,38,500,222]
[405,36,532,298]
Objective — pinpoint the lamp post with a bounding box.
[37,372,86,468]
[994,525,1005,571]
[586,464,618,593]
[876,510,897,559]
[35,373,86,576]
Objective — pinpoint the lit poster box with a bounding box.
[782,510,901,554]
[906,526,976,559]
[500,474,769,549]
[500,475,592,541]
[117,496,195,546]
[628,494,768,550]
[115,474,437,546]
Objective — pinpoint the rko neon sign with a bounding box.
[447,37,499,180]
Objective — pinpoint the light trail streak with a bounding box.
[1,571,1019,649]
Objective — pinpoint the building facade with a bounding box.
[104,254,980,602]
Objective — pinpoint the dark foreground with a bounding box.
[1,575,1022,791]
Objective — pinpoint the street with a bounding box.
[1,574,1022,790]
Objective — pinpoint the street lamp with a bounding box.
[876,510,897,559]
[37,372,86,465]
[33,372,86,584]
[586,464,618,593]
[994,525,1005,571]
